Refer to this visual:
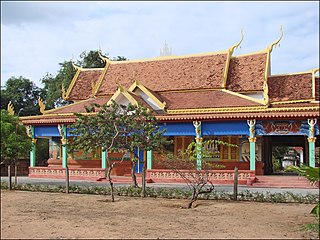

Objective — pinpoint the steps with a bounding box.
[252,175,319,189]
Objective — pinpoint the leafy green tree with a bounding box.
[69,101,168,201]
[1,76,46,116]
[123,105,170,195]
[111,103,169,189]
[41,62,75,109]
[1,110,32,187]
[69,101,130,202]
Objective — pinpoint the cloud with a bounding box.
[1,1,319,88]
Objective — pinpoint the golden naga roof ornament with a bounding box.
[71,55,82,71]
[38,97,46,114]
[61,83,67,100]
[7,101,14,115]
[98,47,111,66]
[228,29,244,55]
[267,26,283,53]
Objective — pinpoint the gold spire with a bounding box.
[267,26,283,53]
[38,97,46,114]
[7,101,14,115]
[228,29,244,55]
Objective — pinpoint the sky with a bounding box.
[1,1,319,88]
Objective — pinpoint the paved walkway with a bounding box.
[1,176,319,196]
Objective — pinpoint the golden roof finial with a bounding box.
[61,83,67,100]
[38,96,46,114]
[71,55,81,71]
[228,29,244,55]
[7,101,14,115]
[98,47,110,65]
[268,26,283,53]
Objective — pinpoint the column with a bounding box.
[59,125,68,168]
[147,150,152,170]
[27,126,37,167]
[247,120,256,171]
[101,147,107,169]
[307,119,317,167]
[30,138,37,167]
[193,121,202,170]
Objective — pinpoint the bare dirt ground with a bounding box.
[1,190,318,239]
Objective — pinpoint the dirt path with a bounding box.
[1,190,317,239]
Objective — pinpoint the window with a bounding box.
[220,136,239,161]
[174,136,193,157]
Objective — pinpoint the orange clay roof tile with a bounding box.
[44,97,111,115]
[68,70,104,100]
[158,90,263,109]
[226,53,267,92]
[96,54,228,95]
[268,73,313,102]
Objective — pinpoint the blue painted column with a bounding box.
[193,121,202,170]
[247,120,256,171]
[147,150,152,170]
[307,119,317,167]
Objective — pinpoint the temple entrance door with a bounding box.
[262,135,307,175]
[134,148,144,173]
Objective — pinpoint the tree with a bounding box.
[69,101,130,202]
[124,105,170,196]
[41,62,75,109]
[111,103,169,189]
[158,139,235,208]
[1,76,46,116]
[69,101,168,200]
[1,110,32,188]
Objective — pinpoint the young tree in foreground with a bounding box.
[69,101,129,202]
[122,104,169,195]
[70,101,169,197]
[0,110,31,188]
[158,139,236,208]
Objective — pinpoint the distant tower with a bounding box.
[160,41,172,56]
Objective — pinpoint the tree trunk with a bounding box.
[131,160,138,188]
[107,163,115,202]
[8,165,12,190]
[14,163,18,185]
[187,189,197,209]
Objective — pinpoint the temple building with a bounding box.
[19,31,319,184]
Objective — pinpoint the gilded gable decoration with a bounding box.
[223,29,244,88]
[7,101,14,115]
[38,97,46,114]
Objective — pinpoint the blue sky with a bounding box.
[1,1,319,88]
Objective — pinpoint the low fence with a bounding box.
[147,169,256,185]
[29,167,106,180]
[28,167,256,185]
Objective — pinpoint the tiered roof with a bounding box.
[20,33,319,125]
